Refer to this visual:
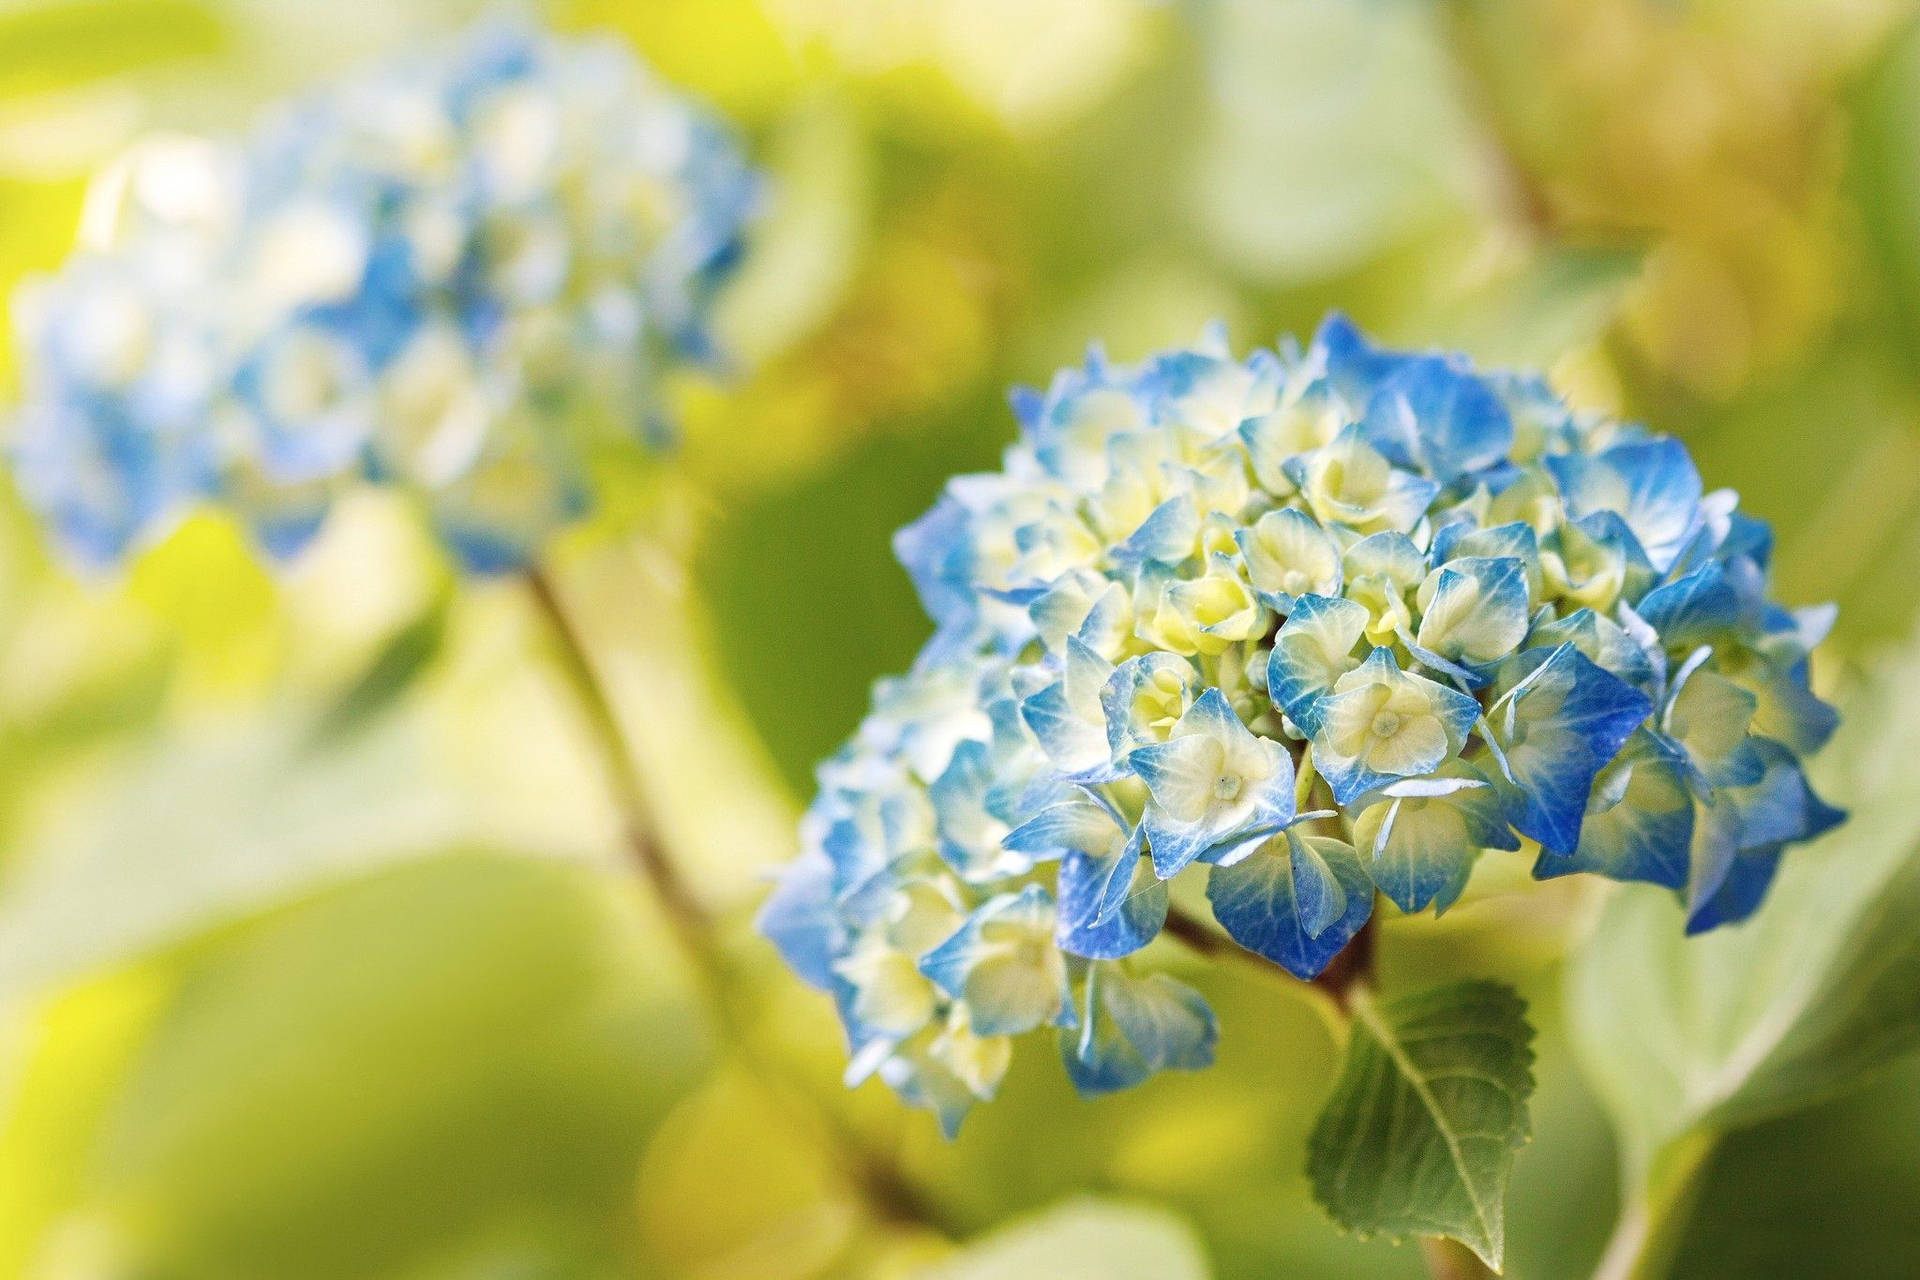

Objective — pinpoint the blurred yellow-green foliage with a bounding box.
[3,1,1920,1277]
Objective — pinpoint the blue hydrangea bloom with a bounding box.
[759,315,1843,1133]
[8,20,756,572]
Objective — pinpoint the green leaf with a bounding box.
[0,964,177,1280]
[1412,243,1647,369]
[1847,20,1920,390]
[1568,638,1920,1174]
[917,1198,1211,1280]
[1307,981,1535,1271]
[1187,0,1484,283]
[55,853,706,1280]
[0,0,225,101]
[304,587,451,748]
[0,702,600,1003]
[1728,844,1920,1118]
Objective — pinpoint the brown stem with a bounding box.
[1422,1236,1497,1280]
[525,565,714,953]
[523,564,957,1238]
[1162,902,1379,1011]
[1310,909,1377,1013]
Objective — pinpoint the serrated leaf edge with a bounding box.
[1307,979,1536,1271]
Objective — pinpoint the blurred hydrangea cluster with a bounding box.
[8,20,755,571]
[761,315,1843,1134]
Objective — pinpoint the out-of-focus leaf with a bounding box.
[125,511,283,700]
[1722,850,1920,1119]
[0,0,225,100]
[529,540,799,911]
[695,396,1004,793]
[917,1197,1211,1280]
[636,1068,863,1280]
[1307,981,1535,1271]
[1683,349,1920,648]
[1847,19,1920,388]
[1574,842,1920,1167]
[0,965,176,1280]
[678,96,879,493]
[1667,1052,1920,1279]
[0,711,487,1002]
[560,0,799,121]
[1188,0,1484,283]
[305,586,450,748]
[709,95,870,369]
[55,853,704,1280]
[1413,244,1647,369]
[1569,628,1920,1173]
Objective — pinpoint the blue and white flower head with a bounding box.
[8,20,757,572]
[760,315,1844,1134]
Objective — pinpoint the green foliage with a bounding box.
[920,1198,1212,1280]
[9,852,707,1280]
[1305,982,1528,1274]
[1571,847,1920,1170]
[0,0,224,100]
[0,709,510,1001]
[1569,639,1920,1176]
[1848,19,1920,390]
[1189,0,1484,283]
[1307,982,1536,1271]
[1669,1053,1920,1279]
[0,1,1918,1277]
[1412,244,1648,370]
[306,586,452,748]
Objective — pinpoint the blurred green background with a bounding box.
[3,0,1920,1277]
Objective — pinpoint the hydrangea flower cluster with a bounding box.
[760,316,1843,1134]
[8,20,755,572]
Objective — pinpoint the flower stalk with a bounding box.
[524,563,959,1238]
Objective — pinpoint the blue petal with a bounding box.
[1101,652,1199,760]
[1288,826,1350,937]
[754,854,843,990]
[1491,643,1654,856]
[1312,648,1481,806]
[1008,383,1044,432]
[1737,655,1840,758]
[918,885,1070,1036]
[1728,739,1844,851]
[1061,965,1217,1096]
[1057,849,1166,960]
[1634,562,1747,650]
[1527,607,1658,693]
[876,1038,980,1139]
[1533,729,1691,888]
[1686,846,1784,934]
[1051,815,1167,960]
[1267,593,1368,732]
[1415,555,1530,669]
[1343,530,1426,585]
[1205,831,1374,980]
[1356,765,1517,913]
[1116,495,1199,565]
[251,506,330,560]
[1545,438,1703,573]
[892,495,976,632]
[929,739,1020,880]
[1436,520,1541,584]
[1312,312,1410,404]
[1362,354,1513,482]
[1003,793,1120,860]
